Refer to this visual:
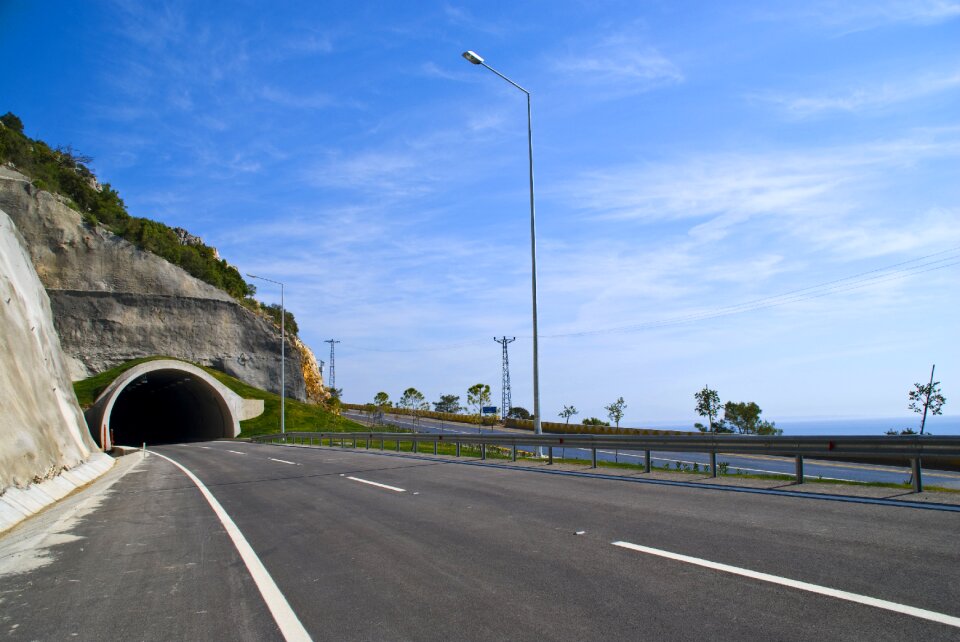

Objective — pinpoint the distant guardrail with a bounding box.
[250,431,960,493]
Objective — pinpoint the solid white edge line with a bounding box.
[612,541,960,629]
[150,450,311,641]
[346,476,406,492]
[227,450,247,455]
[269,458,298,465]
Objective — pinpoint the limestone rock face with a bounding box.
[0,166,311,400]
[0,208,97,490]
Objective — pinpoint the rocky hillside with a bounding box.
[0,165,323,402]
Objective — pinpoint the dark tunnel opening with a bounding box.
[109,371,232,446]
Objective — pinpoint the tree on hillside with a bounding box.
[559,405,579,424]
[467,383,491,432]
[909,365,946,435]
[262,303,299,336]
[433,394,462,414]
[694,386,722,433]
[1,112,24,134]
[508,406,531,420]
[723,401,781,435]
[605,397,627,428]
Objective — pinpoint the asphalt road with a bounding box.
[345,410,960,489]
[3,441,959,640]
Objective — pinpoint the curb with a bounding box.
[0,453,115,534]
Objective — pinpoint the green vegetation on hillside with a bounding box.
[0,112,296,334]
[71,357,366,437]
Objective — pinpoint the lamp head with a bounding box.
[462,50,484,65]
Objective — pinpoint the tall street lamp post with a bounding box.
[461,50,543,442]
[247,273,286,434]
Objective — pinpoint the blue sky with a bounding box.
[2,0,958,430]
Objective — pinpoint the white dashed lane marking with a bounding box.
[346,477,406,492]
[612,541,960,629]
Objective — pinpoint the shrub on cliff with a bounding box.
[0,113,254,302]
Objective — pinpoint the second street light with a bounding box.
[247,273,286,434]
[461,50,543,441]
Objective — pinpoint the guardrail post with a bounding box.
[710,452,718,478]
[412,438,417,454]
[396,438,401,452]
[795,455,804,484]
[644,450,651,473]
[512,444,517,462]
[548,447,554,465]
[380,438,384,450]
[366,435,370,449]
[481,443,487,460]
[912,458,923,493]
[456,441,461,457]
[591,448,597,469]
[352,436,357,448]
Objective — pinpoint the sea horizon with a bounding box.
[646,415,960,436]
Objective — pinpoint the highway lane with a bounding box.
[5,441,959,640]
[171,441,960,640]
[345,410,960,489]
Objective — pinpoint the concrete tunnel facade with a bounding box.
[85,360,264,450]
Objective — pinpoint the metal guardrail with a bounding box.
[250,431,960,493]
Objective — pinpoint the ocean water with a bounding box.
[774,416,960,436]
[653,416,960,436]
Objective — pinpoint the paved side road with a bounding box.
[2,441,959,640]
[343,410,960,489]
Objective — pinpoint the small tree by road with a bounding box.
[372,391,391,425]
[467,383,491,433]
[909,365,946,434]
[400,387,427,431]
[723,401,781,435]
[694,386,722,433]
[433,394,462,414]
[508,406,531,420]
[605,397,626,428]
[559,405,579,424]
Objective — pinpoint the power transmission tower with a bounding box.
[494,336,515,419]
[325,340,340,393]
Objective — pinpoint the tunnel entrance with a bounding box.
[86,359,261,450]
[109,371,232,445]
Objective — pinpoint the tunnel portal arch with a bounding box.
[85,360,263,449]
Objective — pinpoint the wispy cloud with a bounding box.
[552,29,683,95]
[258,86,334,110]
[755,69,960,117]
[760,0,960,30]
[305,150,431,198]
[442,4,509,36]
[560,130,960,257]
